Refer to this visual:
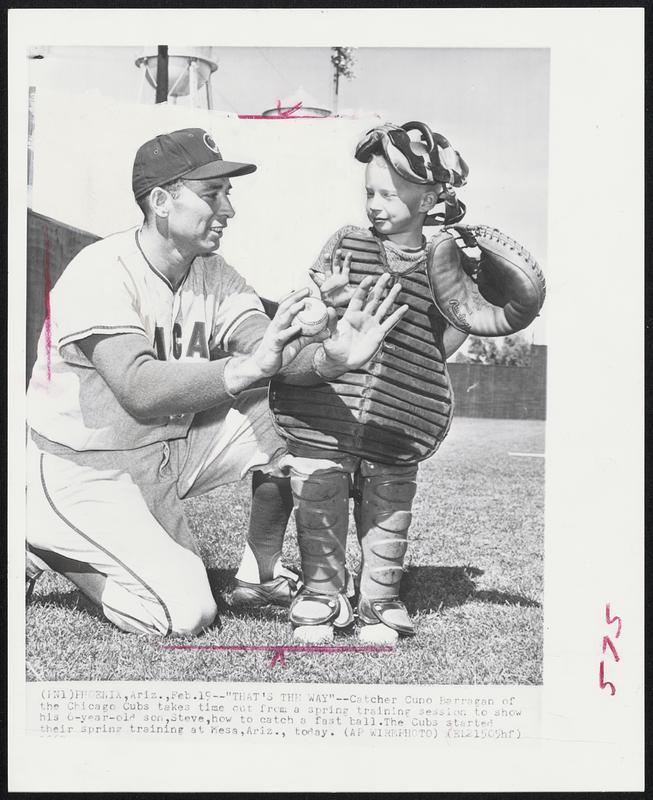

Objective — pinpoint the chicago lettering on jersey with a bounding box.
[153,322,209,361]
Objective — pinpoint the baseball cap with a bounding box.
[132,127,257,200]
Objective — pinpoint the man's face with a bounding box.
[365,156,429,237]
[167,176,235,256]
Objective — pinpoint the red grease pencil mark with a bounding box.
[605,602,622,637]
[238,99,329,120]
[599,603,622,696]
[237,114,328,120]
[161,644,394,669]
[602,636,620,662]
[599,661,616,697]
[43,229,52,381]
[276,100,303,117]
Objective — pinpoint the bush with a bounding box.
[452,334,532,366]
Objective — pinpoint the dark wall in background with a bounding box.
[26,210,100,385]
[447,346,547,420]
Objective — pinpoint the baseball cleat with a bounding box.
[357,595,415,637]
[222,569,301,609]
[290,588,355,630]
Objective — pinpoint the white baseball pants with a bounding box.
[26,389,287,636]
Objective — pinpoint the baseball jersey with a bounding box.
[27,227,268,451]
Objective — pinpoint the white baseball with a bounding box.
[297,297,329,336]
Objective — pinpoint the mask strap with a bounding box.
[423,198,467,227]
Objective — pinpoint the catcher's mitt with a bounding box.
[426,224,545,337]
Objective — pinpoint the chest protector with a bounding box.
[270,227,454,465]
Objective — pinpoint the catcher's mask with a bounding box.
[355,121,468,225]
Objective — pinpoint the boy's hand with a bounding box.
[315,274,408,378]
[312,250,356,307]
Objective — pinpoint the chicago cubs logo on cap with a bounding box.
[203,133,220,155]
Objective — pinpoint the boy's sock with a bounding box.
[235,471,294,584]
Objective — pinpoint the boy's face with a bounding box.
[365,155,432,238]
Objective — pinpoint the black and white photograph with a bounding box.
[8,8,644,794]
[23,42,548,685]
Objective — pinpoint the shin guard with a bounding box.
[289,469,352,628]
[290,469,350,596]
[356,469,418,634]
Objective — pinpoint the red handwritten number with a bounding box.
[600,603,622,696]
[605,603,622,638]
[599,661,616,696]
[602,636,620,662]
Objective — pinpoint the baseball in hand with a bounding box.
[297,297,329,336]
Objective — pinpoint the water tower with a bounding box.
[135,47,218,109]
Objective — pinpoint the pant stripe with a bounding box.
[39,453,173,636]
[102,601,161,634]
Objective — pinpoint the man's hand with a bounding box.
[315,274,408,379]
[311,250,356,307]
[249,288,332,378]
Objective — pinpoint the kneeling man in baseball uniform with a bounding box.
[25,127,407,636]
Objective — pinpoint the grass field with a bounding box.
[25,417,544,685]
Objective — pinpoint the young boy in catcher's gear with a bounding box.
[261,121,545,643]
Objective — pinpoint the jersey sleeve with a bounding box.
[209,258,268,352]
[50,243,149,367]
[225,314,269,357]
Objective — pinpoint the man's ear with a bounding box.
[149,187,172,219]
